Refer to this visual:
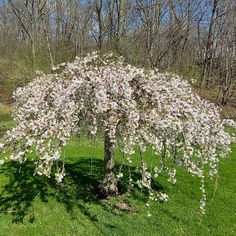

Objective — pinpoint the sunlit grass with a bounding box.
[0,105,15,138]
[0,108,235,235]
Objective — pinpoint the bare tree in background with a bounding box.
[0,0,235,106]
[8,0,47,68]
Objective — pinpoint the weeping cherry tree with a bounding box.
[0,52,235,214]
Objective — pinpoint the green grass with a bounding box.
[0,108,235,236]
[0,105,15,138]
[0,104,11,116]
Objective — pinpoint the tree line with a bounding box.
[0,0,235,106]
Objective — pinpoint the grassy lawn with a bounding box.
[0,106,235,236]
[0,104,15,138]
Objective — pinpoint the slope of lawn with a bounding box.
[0,106,235,236]
[0,104,15,138]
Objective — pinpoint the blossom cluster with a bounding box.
[0,52,235,214]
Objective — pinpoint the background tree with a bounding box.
[8,0,47,68]
[0,0,235,108]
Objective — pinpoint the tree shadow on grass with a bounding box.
[0,157,164,224]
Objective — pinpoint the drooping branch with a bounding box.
[0,52,235,213]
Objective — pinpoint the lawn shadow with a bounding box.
[0,156,164,224]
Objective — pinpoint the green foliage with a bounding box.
[0,57,33,102]
[0,105,15,138]
[0,42,78,102]
[53,47,76,66]
[166,62,201,83]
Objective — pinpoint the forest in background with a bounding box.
[0,0,235,115]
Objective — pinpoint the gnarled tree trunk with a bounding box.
[98,130,118,197]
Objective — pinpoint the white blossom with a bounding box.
[55,171,65,183]
[0,143,4,151]
[158,192,169,202]
[117,173,123,178]
[0,52,234,214]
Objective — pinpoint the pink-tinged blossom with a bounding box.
[0,52,235,214]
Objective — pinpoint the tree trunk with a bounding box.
[43,11,54,70]
[95,0,103,50]
[201,0,218,88]
[116,0,125,51]
[31,37,36,69]
[98,131,118,197]
[55,0,62,52]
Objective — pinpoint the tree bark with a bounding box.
[95,0,103,50]
[55,0,62,52]
[43,11,54,69]
[116,0,125,51]
[98,130,118,197]
[201,0,218,88]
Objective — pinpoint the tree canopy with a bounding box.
[0,52,235,214]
